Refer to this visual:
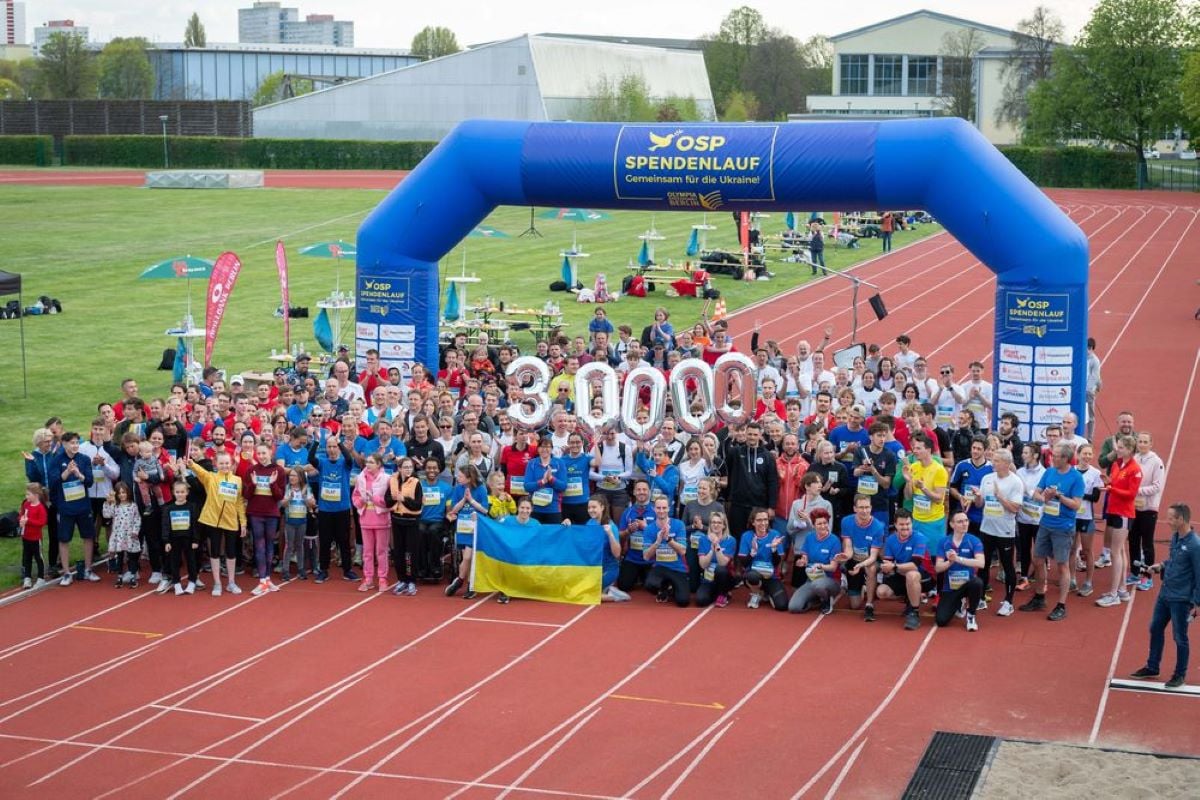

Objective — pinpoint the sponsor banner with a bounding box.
[1031,424,1051,442]
[613,124,778,209]
[999,363,1033,384]
[204,251,243,367]
[1033,385,1072,405]
[356,322,380,340]
[997,401,1031,423]
[1033,405,1069,424]
[1034,365,1072,385]
[997,382,1032,404]
[275,241,290,350]
[999,343,1034,365]
[381,324,417,341]
[1034,345,1074,365]
[1002,291,1070,337]
[356,340,373,357]
[380,341,416,361]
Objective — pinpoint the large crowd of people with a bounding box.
[14,307,1197,683]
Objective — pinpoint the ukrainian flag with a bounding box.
[473,516,605,605]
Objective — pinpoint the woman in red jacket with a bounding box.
[243,444,287,596]
[1098,435,1142,608]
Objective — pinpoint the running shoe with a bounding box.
[404,582,418,596]
[976,598,988,612]
[1095,553,1112,569]
[955,601,967,619]
[194,579,205,590]
[904,609,920,630]
[252,581,269,596]
[463,590,477,600]
[1047,604,1067,621]
[1124,573,1139,586]
[1129,667,1159,679]
[497,593,511,604]
[445,576,464,596]
[392,581,407,595]
[185,582,195,595]
[1165,675,1186,689]
[22,577,32,589]
[1015,576,1030,591]
[1095,593,1120,607]
[1136,576,1153,592]
[148,572,162,585]
[1069,579,1077,592]
[343,570,360,582]
[965,613,978,632]
[227,582,243,595]
[1018,595,1046,612]
[212,584,222,597]
[997,600,1014,617]
[1077,581,1094,598]
[84,571,100,582]
[174,583,185,596]
[34,578,47,589]
[863,604,876,623]
[1118,590,1132,602]
[357,579,371,593]
[314,570,328,584]
[1075,558,1087,572]
[155,580,171,594]
[821,597,835,615]
[377,579,388,593]
[714,594,730,608]
[747,593,761,609]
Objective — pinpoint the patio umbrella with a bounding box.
[298,240,356,294]
[138,255,215,327]
[536,208,612,222]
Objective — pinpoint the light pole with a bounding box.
[159,115,169,169]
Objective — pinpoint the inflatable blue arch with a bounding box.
[356,119,1087,441]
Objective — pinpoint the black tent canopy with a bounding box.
[0,270,28,397]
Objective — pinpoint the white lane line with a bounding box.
[275,605,596,799]
[1089,344,1200,744]
[659,721,736,800]
[98,594,497,799]
[445,606,716,800]
[458,617,566,628]
[621,615,825,798]
[822,737,870,800]
[148,705,264,723]
[0,591,152,661]
[496,708,605,800]
[791,626,937,799]
[0,732,625,800]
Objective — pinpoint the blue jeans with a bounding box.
[249,516,279,580]
[1147,595,1192,678]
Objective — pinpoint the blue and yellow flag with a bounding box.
[473,516,604,605]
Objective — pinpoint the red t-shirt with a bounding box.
[755,397,786,420]
[20,500,47,542]
[498,445,534,495]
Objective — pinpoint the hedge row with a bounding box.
[61,135,437,170]
[998,146,1137,190]
[0,135,53,166]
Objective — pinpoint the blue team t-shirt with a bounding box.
[950,460,994,523]
[1036,467,1085,531]
[644,517,688,572]
[883,531,929,572]
[936,533,984,591]
[797,531,842,583]
[840,515,886,561]
[696,534,737,583]
[739,530,786,578]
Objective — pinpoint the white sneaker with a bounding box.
[156,581,172,594]
[1094,554,1112,569]
[22,577,32,589]
[174,583,185,596]
[34,578,47,589]
[977,598,988,612]
[997,600,1014,617]
[212,584,222,597]
[1118,590,1132,603]
[59,572,73,586]
[966,613,979,632]
[955,600,967,619]
[604,585,631,602]
[194,579,205,590]
[747,593,761,609]
[226,582,242,595]
[149,572,162,585]
[185,582,195,595]
[251,581,267,597]
[1095,593,1120,608]
[267,579,280,592]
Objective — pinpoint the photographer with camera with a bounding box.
[1129,503,1200,689]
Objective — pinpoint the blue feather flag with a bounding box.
[313,308,334,353]
[637,240,650,267]
[685,228,699,257]
[561,255,572,286]
[785,211,796,231]
[443,281,460,321]
[172,337,186,383]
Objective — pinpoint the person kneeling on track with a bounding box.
[616,480,655,593]
[739,507,789,610]
[841,494,885,622]
[695,511,737,608]
[934,512,986,631]
[877,510,935,630]
[788,509,845,614]
[642,496,690,607]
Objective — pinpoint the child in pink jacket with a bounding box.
[352,454,391,592]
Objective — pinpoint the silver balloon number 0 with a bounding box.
[619,365,667,442]
[574,361,620,438]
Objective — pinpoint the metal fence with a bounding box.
[1142,159,1200,192]
[0,100,252,139]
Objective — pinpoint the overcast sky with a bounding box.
[28,0,1098,48]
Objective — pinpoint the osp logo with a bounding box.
[647,130,727,153]
[1015,297,1051,310]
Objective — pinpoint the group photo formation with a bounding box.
[2,0,1199,797]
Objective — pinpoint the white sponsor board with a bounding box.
[380,341,416,361]
[1033,405,1068,424]
[1034,385,1072,405]
[998,382,1032,404]
[999,343,1034,365]
[999,363,1033,384]
[997,402,1031,422]
[381,324,416,342]
[1034,365,1072,385]
[1034,345,1074,365]
[356,322,379,340]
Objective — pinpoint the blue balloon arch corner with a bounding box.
[354,118,1088,442]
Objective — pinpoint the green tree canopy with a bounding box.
[184,12,207,48]
[1025,0,1188,162]
[37,31,97,99]
[97,37,155,100]
[702,6,768,114]
[410,26,460,60]
[252,70,314,107]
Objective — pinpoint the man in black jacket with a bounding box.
[725,421,779,538]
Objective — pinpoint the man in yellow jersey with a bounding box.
[902,432,948,543]
[185,451,247,597]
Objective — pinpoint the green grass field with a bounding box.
[0,183,941,586]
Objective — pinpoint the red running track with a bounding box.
[0,189,1198,799]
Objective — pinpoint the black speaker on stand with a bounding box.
[868,293,888,321]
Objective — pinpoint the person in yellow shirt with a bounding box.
[486,471,516,520]
[902,432,948,542]
[185,451,247,597]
